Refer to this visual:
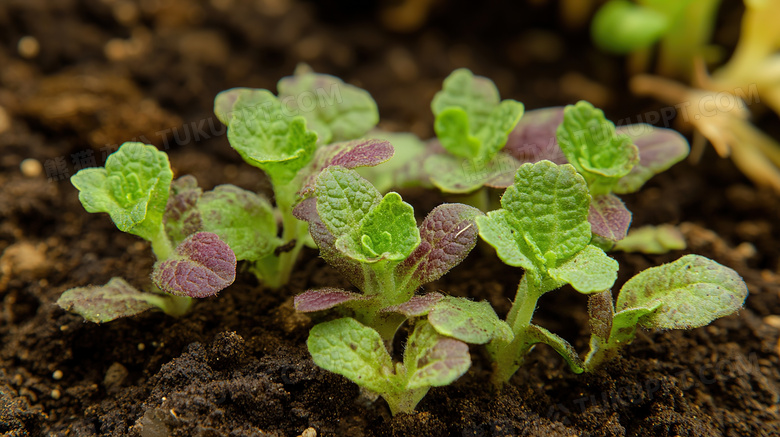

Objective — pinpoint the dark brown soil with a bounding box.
[2,1,779,436]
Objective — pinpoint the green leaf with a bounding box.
[277,65,379,143]
[57,277,161,323]
[591,0,669,54]
[556,101,639,196]
[342,192,420,262]
[424,154,489,194]
[548,245,618,294]
[616,255,748,330]
[314,166,382,238]
[431,68,523,162]
[480,161,592,274]
[198,185,278,261]
[307,318,395,394]
[224,88,318,183]
[71,142,172,241]
[428,296,513,344]
[404,320,471,389]
[613,224,686,254]
[525,324,584,373]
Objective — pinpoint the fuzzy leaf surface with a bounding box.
[428,296,513,344]
[381,293,444,317]
[224,89,318,183]
[71,142,172,240]
[277,67,379,143]
[504,107,567,164]
[307,317,394,394]
[294,288,371,312]
[397,204,482,289]
[404,321,471,389]
[198,185,277,261]
[302,139,394,193]
[152,232,237,298]
[56,277,159,323]
[478,162,592,274]
[556,101,639,195]
[431,69,523,162]
[588,194,632,242]
[616,255,748,329]
[548,244,618,294]
[314,167,382,238]
[356,131,431,192]
[342,192,419,262]
[614,124,689,194]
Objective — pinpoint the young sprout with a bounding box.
[214,66,390,287]
[58,143,237,322]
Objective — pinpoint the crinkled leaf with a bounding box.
[556,101,639,195]
[381,293,444,317]
[404,320,471,389]
[277,65,379,143]
[548,244,618,294]
[56,277,160,323]
[424,154,490,194]
[314,166,382,238]
[301,139,394,193]
[198,185,277,261]
[397,204,482,289]
[616,254,748,329]
[338,192,419,262]
[213,88,245,125]
[431,69,523,162]
[614,124,689,194]
[428,296,513,344]
[613,224,686,254]
[294,288,371,312]
[307,317,394,394]
[504,107,567,164]
[223,88,318,183]
[164,175,203,246]
[479,162,592,274]
[152,232,237,298]
[589,194,632,242]
[293,197,366,288]
[71,142,172,241]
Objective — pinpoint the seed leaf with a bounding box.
[381,293,445,317]
[152,232,237,298]
[504,107,567,164]
[428,297,513,344]
[307,317,395,394]
[615,254,748,329]
[294,288,372,313]
[588,193,632,242]
[56,277,160,323]
[71,142,172,241]
[404,320,471,390]
[614,124,689,194]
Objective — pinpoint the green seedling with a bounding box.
[423,68,525,194]
[214,67,390,287]
[58,142,237,322]
[476,161,746,385]
[508,103,688,247]
[612,224,686,254]
[294,166,510,414]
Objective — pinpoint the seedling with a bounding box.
[57,142,237,322]
[214,66,390,287]
[292,166,483,341]
[423,68,525,194]
[294,166,511,414]
[476,161,746,385]
[508,103,688,247]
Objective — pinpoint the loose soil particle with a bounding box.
[1,0,779,436]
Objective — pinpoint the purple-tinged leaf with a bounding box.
[300,139,394,195]
[589,194,632,242]
[397,204,483,289]
[57,277,159,323]
[404,321,471,390]
[152,232,236,298]
[503,107,567,164]
[483,152,523,189]
[381,292,444,317]
[614,124,689,194]
[294,288,371,312]
[292,197,366,288]
[164,175,203,245]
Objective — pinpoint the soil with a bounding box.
[1,0,779,436]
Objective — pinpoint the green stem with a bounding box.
[383,387,430,416]
[149,224,174,261]
[141,291,193,317]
